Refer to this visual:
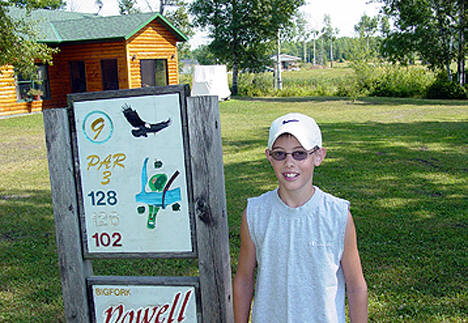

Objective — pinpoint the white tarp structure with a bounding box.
[191,65,231,101]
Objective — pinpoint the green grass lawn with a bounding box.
[1,97,467,322]
[282,63,354,84]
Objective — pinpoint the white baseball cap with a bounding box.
[268,113,322,150]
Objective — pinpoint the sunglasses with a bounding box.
[269,146,319,161]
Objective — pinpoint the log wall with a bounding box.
[0,65,43,116]
[46,41,129,110]
[127,20,180,88]
[0,18,181,117]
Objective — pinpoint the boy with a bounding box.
[233,113,367,323]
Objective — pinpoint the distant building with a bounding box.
[180,59,199,74]
[1,8,188,117]
[270,54,302,71]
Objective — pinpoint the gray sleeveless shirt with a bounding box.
[246,187,349,322]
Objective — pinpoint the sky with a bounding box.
[68,0,382,49]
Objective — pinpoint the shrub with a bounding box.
[349,62,434,98]
[236,72,274,97]
[224,64,447,99]
[371,66,433,98]
[179,73,192,87]
[336,77,366,101]
[235,69,348,97]
[426,75,467,99]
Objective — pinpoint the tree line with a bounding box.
[1,0,466,96]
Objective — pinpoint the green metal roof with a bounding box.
[7,7,188,44]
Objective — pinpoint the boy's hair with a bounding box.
[268,113,322,150]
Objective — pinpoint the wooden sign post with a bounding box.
[44,85,233,322]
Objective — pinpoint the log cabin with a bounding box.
[1,8,188,117]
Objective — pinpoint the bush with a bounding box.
[225,64,455,100]
[372,66,433,98]
[235,69,347,97]
[179,74,192,87]
[336,78,366,101]
[425,75,467,99]
[236,72,275,97]
[349,62,434,98]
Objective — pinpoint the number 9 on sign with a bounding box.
[82,111,113,144]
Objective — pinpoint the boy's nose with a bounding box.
[284,154,296,165]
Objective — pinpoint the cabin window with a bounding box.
[101,59,119,90]
[70,61,87,93]
[15,64,50,101]
[140,59,168,87]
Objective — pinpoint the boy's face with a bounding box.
[265,134,326,198]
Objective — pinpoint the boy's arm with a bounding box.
[341,212,368,323]
[233,208,257,323]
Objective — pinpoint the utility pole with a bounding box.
[303,39,307,63]
[312,30,318,66]
[313,38,316,65]
[275,29,282,90]
[457,0,465,86]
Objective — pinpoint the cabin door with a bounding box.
[101,59,119,90]
[140,59,168,87]
[69,61,87,93]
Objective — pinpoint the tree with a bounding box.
[192,45,217,65]
[274,12,306,90]
[354,14,378,48]
[118,0,140,15]
[352,14,386,62]
[0,1,58,79]
[378,0,467,85]
[379,14,391,37]
[289,11,313,62]
[141,0,180,15]
[142,0,181,14]
[321,14,339,67]
[311,29,319,65]
[8,0,65,9]
[190,0,304,95]
[143,0,193,60]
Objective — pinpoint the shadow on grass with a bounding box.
[224,120,467,320]
[0,188,198,322]
[233,95,468,106]
[1,118,466,321]
[233,95,347,103]
[358,96,468,107]
[0,189,64,322]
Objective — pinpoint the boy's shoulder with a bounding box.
[318,187,349,205]
[247,187,349,205]
[316,187,350,218]
[247,189,277,204]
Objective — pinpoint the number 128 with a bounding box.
[88,190,118,206]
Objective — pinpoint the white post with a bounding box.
[276,29,282,90]
[303,39,307,62]
[313,38,316,65]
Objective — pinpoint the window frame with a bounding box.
[15,64,50,102]
[140,59,169,87]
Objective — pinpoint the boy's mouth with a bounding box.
[283,172,299,180]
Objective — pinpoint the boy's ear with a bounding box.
[314,147,327,166]
[265,149,273,164]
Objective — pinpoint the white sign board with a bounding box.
[90,284,198,323]
[72,93,193,255]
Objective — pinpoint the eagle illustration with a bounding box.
[122,103,171,138]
